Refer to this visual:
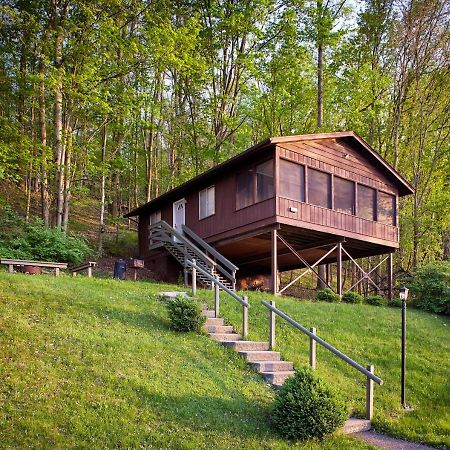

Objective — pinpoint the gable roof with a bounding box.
[125,131,414,217]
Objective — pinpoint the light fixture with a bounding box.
[399,286,409,301]
[288,206,298,213]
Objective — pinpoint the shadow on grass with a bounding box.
[129,382,274,440]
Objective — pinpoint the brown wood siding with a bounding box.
[277,197,399,246]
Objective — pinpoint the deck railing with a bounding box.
[186,259,249,337]
[261,300,383,420]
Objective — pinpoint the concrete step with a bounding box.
[202,310,216,318]
[262,370,295,385]
[209,333,242,341]
[239,350,281,362]
[221,341,270,351]
[342,418,371,434]
[205,317,224,326]
[251,361,294,372]
[205,325,234,333]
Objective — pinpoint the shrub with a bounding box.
[342,291,363,304]
[389,298,403,308]
[316,288,340,303]
[165,295,206,332]
[410,262,450,315]
[0,208,92,264]
[365,295,387,306]
[271,367,347,441]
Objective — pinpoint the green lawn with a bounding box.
[0,273,372,449]
[197,288,450,449]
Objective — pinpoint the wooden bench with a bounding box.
[70,261,97,278]
[0,259,68,276]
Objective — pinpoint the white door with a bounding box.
[173,199,186,240]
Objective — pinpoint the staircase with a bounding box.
[202,307,372,435]
[149,221,237,291]
[203,309,295,387]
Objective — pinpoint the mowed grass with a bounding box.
[197,289,450,449]
[0,273,371,449]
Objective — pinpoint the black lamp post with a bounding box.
[399,286,409,408]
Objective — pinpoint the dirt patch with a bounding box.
[94,256,157,281]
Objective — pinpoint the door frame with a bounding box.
[173,198,186,239]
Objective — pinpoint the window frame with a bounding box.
[198,185,215,220]
[333,176,356,216]
[306,166,332,209]
[377,189,397,226]
[279,158,306,202]
[235,158,275,211]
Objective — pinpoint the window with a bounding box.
[236,169,254,209]
[378,191,396,226]
[149,210,161,225]
[308,168,331,209]
[256,160,274,202]
[199,186,215,219]
[280,159,305,201]
[236,159,274,209]
[334,177,355,215]
[357,185,376,221]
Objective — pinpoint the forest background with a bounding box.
[0,0,449,274]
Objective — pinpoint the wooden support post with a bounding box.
[269,300,275,349]
[242,295,248,338]
[72,272,77,278]
[387,253,393,301]
[8,264,14,273]
[214,282,220,318]
[87,266,92,278]
[271,229,278,295]
[309,327,316,369]
[336,242,342,297]
[366,364,374,421]
[55,267,60,277]
[184,267,188,287]
[192,259,197,297]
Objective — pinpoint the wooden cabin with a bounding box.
[125,131,413,296]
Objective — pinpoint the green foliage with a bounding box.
[389,298,403,308]
[410,262,450,315]
[271,368,348,441]
[0,206,91,264]
[103,231,138,257]
[341,291,363,304]
[316,288,340,303]
[165,295,206,332]
[365,295,387,306]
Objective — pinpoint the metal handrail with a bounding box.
[261,300,383,385]
[182,224,238,271]
[186,260,249,308]
[149,221,215,267]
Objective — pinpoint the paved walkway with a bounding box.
[354,431,434,450]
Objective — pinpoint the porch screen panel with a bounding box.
[280,159,305,201]
[308,168,331,208]
[357,185,376,221]
[236,169,253,209]
[256,159,274,202]
[378,191,396,225]
[334,177,355,214]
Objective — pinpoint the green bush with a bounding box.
[165,295,206,332]
[316,288,340,303]
[410,262,450,315]
[342,291,363,304]
[271,368,347,441]
[0,207,92,264]
[389,298,403,308]
[365,295,387,306]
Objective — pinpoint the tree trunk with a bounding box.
[317,40,323,128]
[62,114,73,233]
[98,122,107,255]
[39,57,50,226]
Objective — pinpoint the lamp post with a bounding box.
[399,286,409,408]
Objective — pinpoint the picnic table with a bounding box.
[0,259,68,276]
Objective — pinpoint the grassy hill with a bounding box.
[0,272,448,449]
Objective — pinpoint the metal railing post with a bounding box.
[269,300,276,349]
[192,259,197,296]
[366,364,374,420]
[242,296,248,337]
[309,327,316,369]
[214,282,220,318]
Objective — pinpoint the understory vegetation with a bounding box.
[0,206,91,264]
